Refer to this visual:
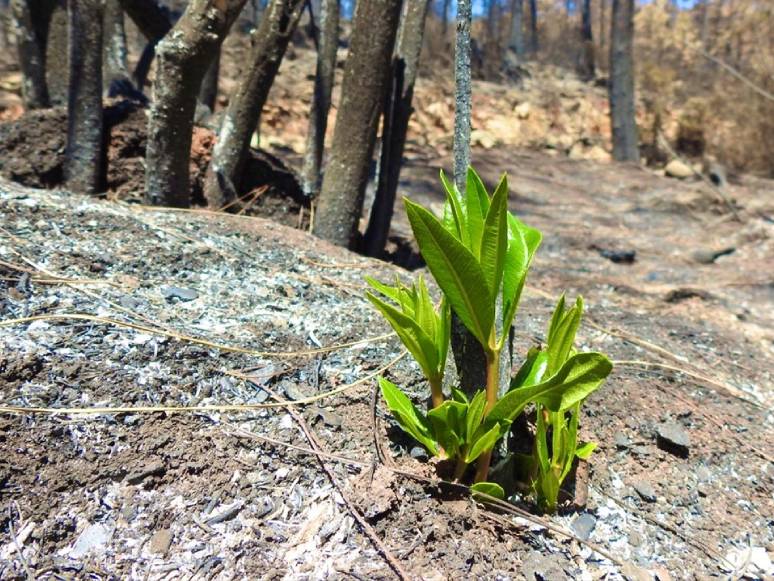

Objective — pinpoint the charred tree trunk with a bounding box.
[118,0,173,91]
[453,0,471,192]
[598,0,606,69]
[145,0,246,207]
[363,0,429,257]
[508,0,524,58]
[103,0,134,93]
[11,0,57,109]
[577,0,594,80]
[65,0,104,194]
[300,0,339,198]
[528,0,538,53]
[609,0,638,161]
[198,46,220,111]
[203,0,305,209]
[312,0,402,247]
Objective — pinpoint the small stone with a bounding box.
[409,446,429,461]
[514,101,531,119]
[522,550,568,581]
[126,459,165,484]
[664,159,693,179]
[691,246,735,265]
[614,432,630,449]
[633,480,657,502]
[161,286,198,301]
[570,513,596,541]
[656,422,690,458]
[695,466,711,482]
[149,529,172,555]
[70,522,114,559]
[120,296,142,310]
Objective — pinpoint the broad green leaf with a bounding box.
[575,441,597,460]
[415,275,436,341]
[479,175,508,303]
[535,468,560,513]
[379,377,438,455]
[451,387,469,404]
[366,292,438,379]
[364,276,405,306]
[428,400,467,458]
[466,168,491,218]
[465,389,487,444]
[501,214,542,341]
[546,296,583,375]
[437,298,451,374]
[488,352,613,423]
[440,170,466,242]
[470,481,505,500]
[511,348,548,389]
[465,422,501,463]
[560,404,581,481]
[464,174,485,256]
[546,293,566,346]
[405,199,494,346]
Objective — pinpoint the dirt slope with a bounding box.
[0,158,772,579]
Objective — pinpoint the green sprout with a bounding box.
[366,167,612,500]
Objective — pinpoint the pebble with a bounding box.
[656,422,690,458]
[70,522,114,559]
[614,432,630,449]
[633,480,657,502]
[570,513,596,541]
[161,286,199,301]
[149,529,172,555]
[410,446,429,461]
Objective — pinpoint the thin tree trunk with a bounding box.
[198,46,220,111]
[363,0,430,257]
[528,0,538,53]
[578,0,594,80]
[598,0,606,69]
[65,0,104,194]
[312,0,402,247]
[103,0,133,91]
[609,0,638,161]
[118,0,173,91]
[145,0,246,207]
[442,0,450,37]
[11,0,57,109]
[300,0,339,198]
[453,0,471,193]
[508,0,524,58]
[203,0,305,209]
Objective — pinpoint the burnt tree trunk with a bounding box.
[528,0,538,53]
[198,46,220,111]
[609,0,638,161]
[312,0,402,247]
[300,0,339,198]
[11,0,57,109]
[118,0,173,91]
[65,0,104,194]
[598,0,606,69]
[577,0,594,80]
[145,0,246,207]
[508,0,524,58]
[203,0,305,209]
[363,0,429,257]
[453,0,471,192]
[103,0,133,91]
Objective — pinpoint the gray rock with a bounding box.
[70,522,114,559]
[522,550,568,580]
[691,247,735,265]
[633,480,657,502]
[614,432,630,449]
[150,528,173,555]
[656,422,690,458]
[570,513,596,540]
[161,286,199,301]
[409,446,429,461]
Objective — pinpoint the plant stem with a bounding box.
[452,453,468,482]
[429,376,444,409]
[474,348,501,482]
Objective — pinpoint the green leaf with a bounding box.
[379,377,438,455]
[575,441,597,460]
[437,298,451,375]
[560,404,581,481]
[534,407,550,473]
[464,170,486,256]
[366,292,438,379]
[364,276,405,306]
[465,389,487,443]
[489,352,613,423]
[479,174,508,304]
[511,348,548,389]
[501,213,542,340]
[427,400,467,458]
[466,168,491,218]
[405,198,494,347]
[470,481,505,500]
[546,296,583,375]
[465,422,501,463]
[451,387,469,404]
[440,170,466,242]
